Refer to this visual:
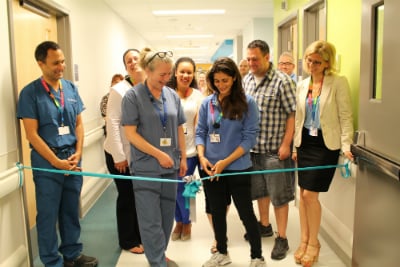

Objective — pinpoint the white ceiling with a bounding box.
[102,0,273,63]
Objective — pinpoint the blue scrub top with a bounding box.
[195,94,260,171]
[121,82,186,175]
[17,78,85,149]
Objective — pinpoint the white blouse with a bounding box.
[180,89,204,158]
[103,80,132,163]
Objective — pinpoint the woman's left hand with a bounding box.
[343,151,354,161]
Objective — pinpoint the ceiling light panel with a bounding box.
[153,9,225,16]
[166,34,214,39]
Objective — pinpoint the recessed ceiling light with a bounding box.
[174,46,209,50]
[166,34,214,39]
[153,9,225,16]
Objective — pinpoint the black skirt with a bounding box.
[297,127,340,192]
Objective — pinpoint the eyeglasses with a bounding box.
[306,58,322,66]
[278,62,293,66]
[148,51,173,63]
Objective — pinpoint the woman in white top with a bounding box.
[167,57,204,241]
[103,48,146,254]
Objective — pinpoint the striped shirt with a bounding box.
[243,63,296,153]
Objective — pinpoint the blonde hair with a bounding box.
[138,47,153,70]
[139,47,173,72]
[303,40,336,75]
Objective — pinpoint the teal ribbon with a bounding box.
[182,180,202,209]
[16,160,352,206]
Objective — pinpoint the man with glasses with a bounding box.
[278,51,297,83]
[243,40,296,261]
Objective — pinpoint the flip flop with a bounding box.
[129,245,144,254]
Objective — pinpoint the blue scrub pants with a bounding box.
[32,149,83,267]
[133,172,178,267]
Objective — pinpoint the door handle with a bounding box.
[351,144,400,182]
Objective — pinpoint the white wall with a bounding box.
[55,0,148,130]
[1,0,149,264]
[0,0,19,174]
[0,0,29,264]
[319,158,356,264]
[52,0,149,216]
[242,17,274,60]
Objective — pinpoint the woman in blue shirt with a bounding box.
[196,57,266,267]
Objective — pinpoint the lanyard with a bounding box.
[41,78,65,126]
[125,76,134,86]
[209,97,223,128]
[148,88,167,130]
[307,76,324,125]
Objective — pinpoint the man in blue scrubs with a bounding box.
[17,41,98,267]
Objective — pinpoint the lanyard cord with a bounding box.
[209,97,223,128]
[41,78,65,126]
[147,87,167,130]
[307,76,324,125]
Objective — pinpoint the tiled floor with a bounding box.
[33,183,348,267]
[116,192,347,267]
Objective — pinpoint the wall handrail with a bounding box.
[0,166,20,199]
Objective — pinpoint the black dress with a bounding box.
[297,127,340,192]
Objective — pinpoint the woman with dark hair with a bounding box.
[103,49,145,254]
[195,57,266,267]
[168,57,204,241]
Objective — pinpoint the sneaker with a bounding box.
[249,257,266,267]
[244,222,273,240]
[271,235,289,260]
[202,252,232,267]
[166,257,179,267]
[64,254,98,267]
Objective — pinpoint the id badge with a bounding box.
[160,138,172,147]
[309,127,318,137]
[210,133,221,143]
[58,126,70,135]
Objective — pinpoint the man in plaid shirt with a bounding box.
[243,40,296,261]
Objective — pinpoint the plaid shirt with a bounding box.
[243,64,296,153]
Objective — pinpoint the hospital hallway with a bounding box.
[34,183,347,267]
